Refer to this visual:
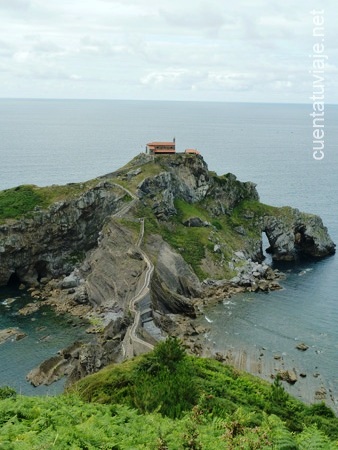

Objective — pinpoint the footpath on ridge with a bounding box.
[112,183,155,358]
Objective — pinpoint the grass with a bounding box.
[174,199,210,223]
[71,340,338,441]
[1,340,338,448]
[0,185,44,221]
[108,154,164,195]
[0,178,136,224]
[135,198,255,280]
[116,218,142,240]
[0,181,99,223]
[160,223,209,279]
[162,199,250,279]
[115,162,162,192]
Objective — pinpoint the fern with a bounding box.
[264,414,297,450]
[212,416,226,430]
[297,425,337,450]
[274,432,298,450]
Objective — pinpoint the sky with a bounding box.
[0,0,337,103]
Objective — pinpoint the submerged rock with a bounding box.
[0,328,27,344]
[296,342,309,351]
[315,386,327,400]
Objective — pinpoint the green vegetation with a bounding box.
[116,218,141,236]
[71,339,338,442]
[232,200,277,220]
[135,199,211,279]
[1,339,337,448]
[115,161,162,192]
[0,185,45,221]
[135,193,308,281]
[160,224,209,280]
[137,198,250,280]
[0,181,99,223]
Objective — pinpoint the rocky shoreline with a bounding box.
[4,263,337,416]
[197,341,338,416]
[6,256,282,387]
[0,153,335,401]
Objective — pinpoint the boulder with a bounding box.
[213,244,221,253]
[61,273,80,289]
[127,249,143,260]
[296,342,309,351]
[183,217,208,227]
[278,369,298,384]
[234,226,246,236]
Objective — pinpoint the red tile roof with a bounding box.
[185,148,200,154]
[147,142,175,146]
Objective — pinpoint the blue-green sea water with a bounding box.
[0,286,90,395]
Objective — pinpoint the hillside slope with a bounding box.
[1,340,338,449]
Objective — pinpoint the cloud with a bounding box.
[31,40,65,55]
[141,69,206,90]
[140,68,282,95]
[0,0,337,102]
[79,35,131,57]
[0,0,30,11]
[0,39,14,56]
[10,58,86,82]
[139,60,316,103]
[159,4,226,31]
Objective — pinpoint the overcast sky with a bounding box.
[1,0,337,103]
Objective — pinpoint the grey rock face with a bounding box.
[84,219,146,310]
[150,240,201,317]
[263,210,335,261]
[137,155,259,221]
[139,172,177,220]
[2,152,334,389]
[0,182,129,286]
[61,272,81,289]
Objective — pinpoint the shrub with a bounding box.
[0,185,43,220]
[306,402,335,419]
[152,337,186,372]
[0,386,16,400]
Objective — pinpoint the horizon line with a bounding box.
[0,97,337,106]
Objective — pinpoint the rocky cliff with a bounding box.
[0,182,130,287]
[0,153,335,387]
[137,154,259,220]
[263,210,335,261]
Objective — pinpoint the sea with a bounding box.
[0,99,337,407]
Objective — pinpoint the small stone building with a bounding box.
[146,141,176,155]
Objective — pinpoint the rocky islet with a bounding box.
[0,153,335,388]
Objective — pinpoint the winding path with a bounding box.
[125,218,155,356]
[112,182,137,218]
[112,183,155,358]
